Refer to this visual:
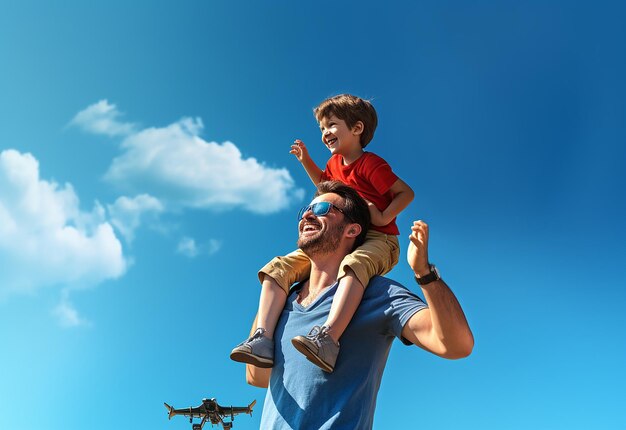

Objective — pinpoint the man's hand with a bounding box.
[290,139,311,163]
[407,220,430,276]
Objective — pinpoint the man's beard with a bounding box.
[298,220,346,257]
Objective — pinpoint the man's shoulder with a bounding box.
[362,276,427,331]
[366,275,410,295]
[367,274,395,286]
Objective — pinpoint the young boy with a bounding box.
[230,94,414,372]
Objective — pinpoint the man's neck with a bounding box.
[297,252,344,306]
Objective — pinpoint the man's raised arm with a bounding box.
[401,221,474,359]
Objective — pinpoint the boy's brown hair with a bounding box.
[313,94,378,148]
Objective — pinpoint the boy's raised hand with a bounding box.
[407,220,430,276]
[290,139,311,163]
[290,139,323,185]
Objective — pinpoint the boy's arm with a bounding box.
[290,139,323,185]
[245,313,272,388]
[368,178,414,226]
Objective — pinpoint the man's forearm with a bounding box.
[405,220,473,358]
[419,279,474,358]
[246,363,270,388]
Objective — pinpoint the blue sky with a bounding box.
[1,1,625,429]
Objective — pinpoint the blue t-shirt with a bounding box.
[260,275,427,430]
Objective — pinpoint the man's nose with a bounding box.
[302,208,316,219]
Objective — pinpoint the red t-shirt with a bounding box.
[320,152,400,235]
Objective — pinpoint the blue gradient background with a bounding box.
[1,1,624,429]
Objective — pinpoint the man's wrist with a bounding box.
[413,265,431,278]
[414,264,441,286]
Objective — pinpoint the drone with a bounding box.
[164,397,256,430]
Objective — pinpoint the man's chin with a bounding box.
[299,236,323,255]
[298,238,341,257]
[297,222,345,256]
[297,241,317,256]
[299,246,328,258]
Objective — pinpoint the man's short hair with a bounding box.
[315,181,370,249]
[313,94,378,148]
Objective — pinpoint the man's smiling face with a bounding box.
[297,193,349,256]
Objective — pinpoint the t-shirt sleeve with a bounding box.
[363,154,399,196]
[385,282,428,345]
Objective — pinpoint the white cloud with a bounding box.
[0,149,127,298]
[107,194,164,243]
[176,237,222,258]
[206,239,222,256]
[177,237,199,257]
[52,290,91,328]
[70,100,136,137]
[100,116,304,214]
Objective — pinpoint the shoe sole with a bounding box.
[291,337,334,373]
[230,351,273,368]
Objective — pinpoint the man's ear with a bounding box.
[351,121,364,136]
[345,223,362,238]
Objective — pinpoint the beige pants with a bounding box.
[258,230,400,294]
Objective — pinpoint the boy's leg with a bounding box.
[230,275,286,368]
[256,275,288,339]
[323,268,364,343]
[338,231,400,287]
[231,250,311,367]
[255,249,311,337]
[290,271,363,373]
[329,231,399,341]
[257,249,311,292]
[291,232,399,372]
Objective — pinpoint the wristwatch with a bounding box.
[414,264,441,285]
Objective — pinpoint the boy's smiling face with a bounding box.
[319,115,363,156]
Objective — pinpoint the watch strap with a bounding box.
[415,264,440,285]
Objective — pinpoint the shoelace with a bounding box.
[249,327,266,342]
[306,325,329,343]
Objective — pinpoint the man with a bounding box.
[246,181,474,429]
